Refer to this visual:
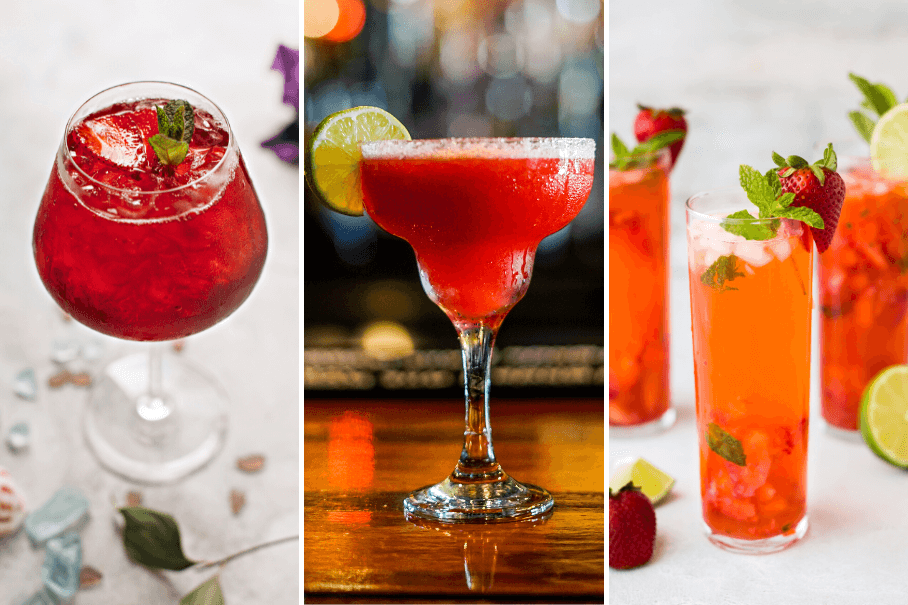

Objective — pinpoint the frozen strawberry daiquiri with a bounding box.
[687,147,843,553]
[360,137,595,521]
[33,82,268,483]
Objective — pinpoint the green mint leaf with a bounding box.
[181,576,225,605]
[773,191,796,210]
[611,133,629,158]
[706,422,747,466]
[849,73,896,117]
[776,205,824,229]
[149,134,189,166]
[156,99,195,143]
[119,506,196,571]
[722,210,778,240]
[848,111,875,143]
[609,130,684,171]
[700,254,745,291]
[635,129,685,154]
[739,164,776,216]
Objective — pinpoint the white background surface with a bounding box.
[0,2,298,603]
[610,1,908,603]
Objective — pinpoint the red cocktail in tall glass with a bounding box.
[33,82,268,483]
[360,138,595,521]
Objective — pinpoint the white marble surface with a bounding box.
[0,2,298,603]
[610,1,908,603]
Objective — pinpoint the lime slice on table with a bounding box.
[609,458,675,505]
[306,106,411,216]
[860,364,908,468]
[870,102,908,179]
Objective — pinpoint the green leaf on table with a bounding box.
[706,422,747,466]
[181,575,225,605]
[119,506,196,570]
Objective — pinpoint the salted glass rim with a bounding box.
[61,80,236,196]
[360,137,595,160]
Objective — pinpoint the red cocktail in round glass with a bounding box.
[33,82,268,483]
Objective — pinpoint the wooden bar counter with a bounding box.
[304,398,604,603]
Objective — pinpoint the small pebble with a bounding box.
[13,369,38,401]
[230,489,246,515]
[125,491,142,507]
[70,373,92,388]
[51,340,80,364]
[79,565,102,589]
[6,423,30,453]
[48,371,72,389]
[237,454,265,473]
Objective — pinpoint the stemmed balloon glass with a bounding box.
[359,137,596,521]
[32,82,268,484]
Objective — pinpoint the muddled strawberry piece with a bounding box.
[70,112,147,171]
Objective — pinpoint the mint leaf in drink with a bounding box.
[706,422,747,466]
[700,254,745,291]
[149,99,195,166]
[721,210,778,241]
[148,134,189,166]
[609,131,684,171]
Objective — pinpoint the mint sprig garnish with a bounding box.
[700,254,745,291]
[706,422,746,466]
[149,99,195,166]
[848,73,904,143]
[609,131,684,171]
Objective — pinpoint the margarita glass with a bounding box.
[687,189,812,553]
[360,137,595,521]
[33,82,268,483]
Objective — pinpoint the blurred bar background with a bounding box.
[303,0,604,399]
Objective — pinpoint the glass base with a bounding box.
[404,474,554,523]
[84,352,228,485]
[610,406,677,438]
[705,515,808,554]
[823,421,863,442]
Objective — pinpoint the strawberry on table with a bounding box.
[609,482,657,570]
[633,104,688,168]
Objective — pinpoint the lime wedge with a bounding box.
[609,458,674,505]
[306,106,411,216]
[860,364,908,468]
[870,102,908,179]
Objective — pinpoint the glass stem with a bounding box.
[136,344,172,425]
[452,324,505,483]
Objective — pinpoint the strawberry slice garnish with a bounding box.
[773,145,846,253]
[609,482,656,570]
[70,112,148,171]
[633,104,687,168]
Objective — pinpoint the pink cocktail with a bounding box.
[32,82,268,483]
[360,137,595,522]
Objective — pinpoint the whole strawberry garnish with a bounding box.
[633,104,687,168]
[609,482,656,570]
[773,144,846,253]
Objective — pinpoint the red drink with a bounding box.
[818,158,908,430]
[359,138,595,329]
[33,97,267,341]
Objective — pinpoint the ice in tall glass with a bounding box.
[609,148,676,435]
[687,188,812,553]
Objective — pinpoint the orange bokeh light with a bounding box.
[305,0,339,39]
[322,0,366,43]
